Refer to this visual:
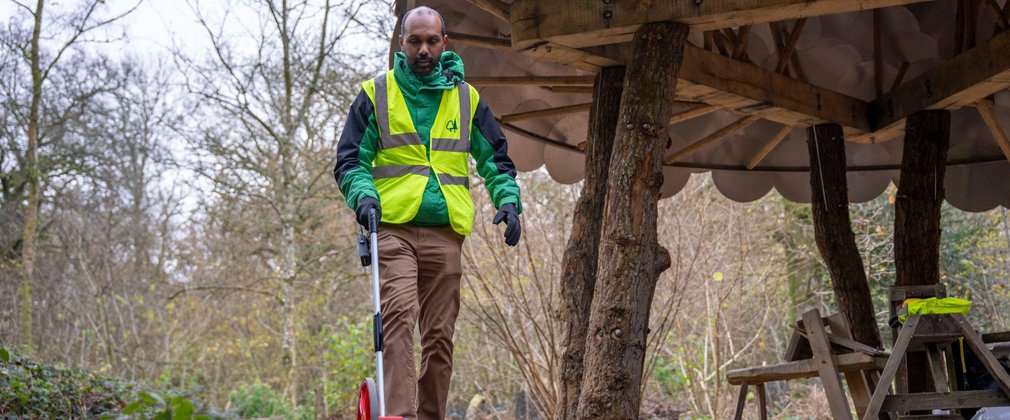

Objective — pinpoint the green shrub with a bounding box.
[228,380,313,420]
[0,347,219,419]
[0,347,130,418]
[322,316,373,415]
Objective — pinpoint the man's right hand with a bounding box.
[355,196,381,227]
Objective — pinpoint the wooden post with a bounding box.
[807,124,883,351]
[894,110,951,395]
[556,66,625,420]
[576,21,685,419]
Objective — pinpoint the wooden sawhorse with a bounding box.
[863,313,1010,419]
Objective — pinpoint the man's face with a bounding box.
[399,12,447,76]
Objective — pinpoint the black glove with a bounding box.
[492,203,521,246]
[355,196,381,228]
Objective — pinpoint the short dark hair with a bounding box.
[400,6,446,37]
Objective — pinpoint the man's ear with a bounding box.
[442,34,449,47]
[398,35,404,50]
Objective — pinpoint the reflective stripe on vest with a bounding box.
[367,71,476,235]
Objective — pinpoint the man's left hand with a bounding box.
[492,203,521,246]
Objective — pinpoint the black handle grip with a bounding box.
[357,228,370,267]
[368,208,377,234]
[373,312,383,352]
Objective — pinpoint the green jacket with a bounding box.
[334,51,522,228]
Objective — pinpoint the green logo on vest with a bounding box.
[445,119,458,132]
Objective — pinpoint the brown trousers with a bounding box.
[377,223,464,420]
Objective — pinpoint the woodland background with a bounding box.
[2,1,1009,418]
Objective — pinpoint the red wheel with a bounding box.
[357,378,379,420]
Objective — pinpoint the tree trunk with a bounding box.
[19,0,45,354]
[895,111,950,287]
[894,110,950,394]
[807,124,882,349]
[576,21,685,419]
[556,66,624,420]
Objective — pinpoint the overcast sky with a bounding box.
[2,0,390,67]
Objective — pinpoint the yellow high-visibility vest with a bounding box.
[362,71,478,235]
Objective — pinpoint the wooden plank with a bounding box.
[467,0,509,23]
[668,104,721,125]
[865,315,922,420]
[869,29,1010,133]
[466,76,596,86]
[519,42,623,72]
[511,0,933,49]
[500,102,592,123]
[680,45,871,132]
[732,25,752,60]
[879,389,1010,411]
[982,331,1010,343]
[666,115,759,164]
[514,39,872,137]
[757,383,768,420]
[890,61,910,92]
[804,310,853,420]
[824,310,875,419]
[776,19,806,74]
[747,124,793,169]
[974,99,1010,163]
[726,352,887,385]
[448,32,511,51]
[926,344,950,393]
[545,86,594,94]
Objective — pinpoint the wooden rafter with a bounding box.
[545,86,594,94]
[747,125,795,169]
[679,45,869,132]
[775,19,806,75]
[668,104,720,125]
[447,31,511,51]
[870,29,1010,134]
[510,0,932,49]
[519,42,870,133]
[974,99,1010,163]
[890,61,910,92]
[467,0,509,23]
[500,102,592,123]
[466,76,595,86]
[665,115,760,164]
[732,25,752,60]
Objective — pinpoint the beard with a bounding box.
[409,53,440,76]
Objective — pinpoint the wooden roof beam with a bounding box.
[448,32,511,51]
[974,100,1010,164]
[467,76,596,86]
[518,42,871,134]
[869,28,1010,134]
[665,115,760,164]
[679,45,870,133]
[467,0,509,23]
[511,0,933,49]
[500,102,592,123]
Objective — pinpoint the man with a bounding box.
[333,6,522,420]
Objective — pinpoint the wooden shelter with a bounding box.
[389,0,1010,418]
